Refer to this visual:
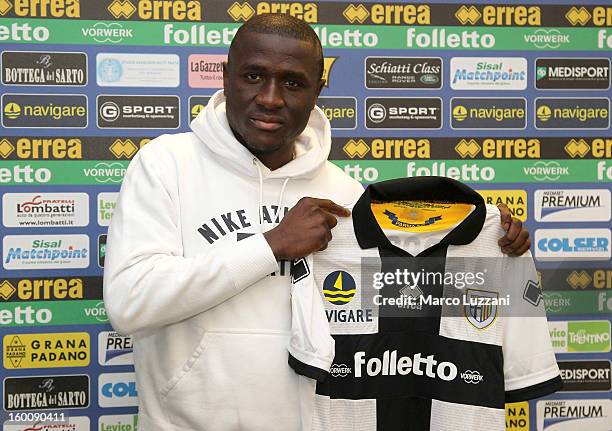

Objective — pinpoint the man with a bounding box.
[103,13,530,431]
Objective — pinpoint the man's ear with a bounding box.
[315,78,325,97]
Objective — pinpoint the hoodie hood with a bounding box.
[190,89,331,180]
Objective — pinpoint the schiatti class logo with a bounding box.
[384,210,441,228]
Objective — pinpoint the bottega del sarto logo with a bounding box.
[353,350,483,384]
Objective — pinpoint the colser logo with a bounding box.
[99,372,138,407]
[535,229,611,261]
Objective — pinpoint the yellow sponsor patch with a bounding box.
[3,332,89,369]
[477,190,527,221]
[506,401,529,430]
[371,201,473,233]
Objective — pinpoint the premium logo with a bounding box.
[188,54,225,88]
[2,94,87,128]
[343,4,430,25]
[98,373,138,407]
[2,192,89,228]
[323,270,356,305]
[0,278,85,301]
[98,415,138,431]
[535,98,610,129]
[3,234,89,270]
[451,57,527,90]
[537,399,612,431]
[82,161,127,183]
[549,320,611,353]
[477,190,527,221]
[98,234,106,267]
[523,28,570,49]
[451,98,526,130]
[2,51,86,86]
[81,22,133,44]
[558,360,611,392]
[97,53,179,87]
[3,332,89,369]
[406,28,495,49]
[0,0,80,17]
[98,331,133,366]
[98,192,118,226]
[4,374,90,411]
[506,402,529,431]
[316,97,356,129]
[534,189,611,222]
[97,95,180,128]
[107,0,202,21]
[535,229,611,261]
[3,416,90,431]
[189,95,211,121]
[536,58,610,90]
[364,57,441,89]
[365,97,442,129]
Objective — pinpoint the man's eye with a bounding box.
[245,73,260,82]
[285,80,301,88]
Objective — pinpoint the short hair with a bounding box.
[229,13,324,80]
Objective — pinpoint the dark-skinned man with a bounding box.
[103,13,530,431]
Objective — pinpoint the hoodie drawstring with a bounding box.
[275,178,290,224]
[253,158,291,232]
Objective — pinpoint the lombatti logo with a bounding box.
[2,192,89,228]
[3,235,89,270]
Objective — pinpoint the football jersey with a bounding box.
[309,176,562,431]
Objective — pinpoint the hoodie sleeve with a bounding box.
[103,140,279,335]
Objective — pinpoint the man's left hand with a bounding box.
[497,203,531,257]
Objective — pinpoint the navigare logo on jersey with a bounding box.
[549,320,611,353]
[477,190,527,221]
[535,229,611,261]
[365,97,442,129]
[188,54,225,88]
[98,415,138,431]
[3,234,89,270]
[98,331,133,366]
[3,332,89,369]
[97,192,118,226]
[2,94,88,128]
[189,95,211,121]
[536,399,612,431]
[451,98,526,129]
[323,271,356,305]
[83,162,127,183]
[3,416,90,431]
[2,51,87,86]
[535,58,610,90]
[316,97,357,129]
[99,372,138,407]
[450,57,527,90]
[534,189,611,222]
[535,98,610,129]
[4,374,90,411]
[2,192,89,228]
[98,53,179,88]
[558,360,612,392]
[364,57,442,89]
[97,95,180,128]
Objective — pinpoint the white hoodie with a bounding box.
[103,90,363,431]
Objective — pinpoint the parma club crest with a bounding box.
[464,289,498,329]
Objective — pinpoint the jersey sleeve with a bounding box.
[288,255,335,383]
[502,251,562,402]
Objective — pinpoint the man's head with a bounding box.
[223,13,325,168]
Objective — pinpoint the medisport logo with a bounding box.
[98,192,118,226]
[98,372,138,407]
[98,52,179,87]
[2,192,89,228]
[535,58,610,90]
[537,399,612,431]
[3,234,89,270]
[535,229,611,261]
[98,331,133,366]
[549,320,611,353]
[450,57,527,90]
[365,98,442,129]
[534,189,611,222]
[364,57,442,89]
[558,360,612,392]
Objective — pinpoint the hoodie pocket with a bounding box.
[160,329,304,431]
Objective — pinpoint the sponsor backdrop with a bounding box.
[0,0,610,430]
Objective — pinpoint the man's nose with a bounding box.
[255,80,284,110]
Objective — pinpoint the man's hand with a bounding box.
[264,197,350,260]
[497,203,531,257]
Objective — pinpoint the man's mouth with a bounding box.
[250,116,284,131]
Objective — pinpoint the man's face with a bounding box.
[223,32,324,155]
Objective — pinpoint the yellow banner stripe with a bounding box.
[322,289,356,295]
[325,297,354,303]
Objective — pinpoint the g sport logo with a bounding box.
[3,332,89,369]
[2,192,89,228]
[98,53,179,87]
[535,98,610,129]
[323,271,356,305]
[3,234,89,270]
[549,320,611,353]
[536,399,611,431]
[98,192,118,226]
[535,58,610,90]
[451,98,526,129]
[535,229,611,261]
[97,95,180,128]
[98,372,138,407]
[365,97,442,129]
[2,51,87,86]
[534,189,611,222]
[450,57,527,90]
[98,331,133,366]
[558,360,611,392]
[364,57,441,89]
[98,415,138,431]
[189,95,211,121]
[316,97,356,129]
[3,416,90,431]
[477,190,527,221]
[2,94,87,128]
[4,374,90,411]
[188,54,225,88]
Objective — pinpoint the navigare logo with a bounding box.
[477,190,527,221]
[316,97,356,129]
[3,234,89,270]
[97,95,180,128]
[98,53,179,88]
[81,22,133,43]
[535,229,611,261]
[536,58,610,90]
[99,372,138,407]
[450,57,527,90]
[365,97,442,129]
[523,161,570,182]
[3,416,90,431]
[2,51,87,86]
[549,320,611,353]
[189,95,211,121]
[97,192,118,226]
[537,399,612,431]
[98,415,138,431]
[98,331,133,366]
[364,57,442,89]
[188,54,225,88]
[2,94,87,128]
[83,162,127,183]
[523,29,570,49]
[451,98,526,129]
[4,374,90,411]
[558,360,612,392]
[535,98,610,129]
[3,332,89,369]
[2,192,89,228]
[534,189,611,222]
